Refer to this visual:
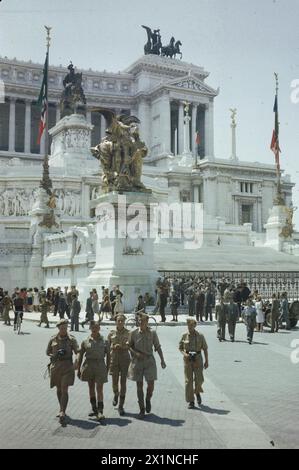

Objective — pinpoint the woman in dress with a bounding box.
[255,295,264,332]
[91,289,100,319]
[114,289,124,317]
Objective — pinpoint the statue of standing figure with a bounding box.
[90,109,150,193]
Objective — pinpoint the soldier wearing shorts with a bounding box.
[46,319,79,424]
[127,313,166,419]
[107,314,130,416]
[179,317,209,409]
[77,321,109,420]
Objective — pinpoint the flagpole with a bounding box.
[273,72,284,205]
[40,25,52,195]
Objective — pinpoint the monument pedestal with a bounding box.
[27,188,60,288]
[49,114,94,176]
[264,204,292,252]
[84,191,158,311]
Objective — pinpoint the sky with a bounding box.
[0,0,299,227]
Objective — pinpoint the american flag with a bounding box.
[37,52,48,145]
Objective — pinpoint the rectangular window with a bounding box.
[241,205,252,224]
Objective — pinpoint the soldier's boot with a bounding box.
[137,389,145,419]
[118,395,125,416]
[97,401,105,420]
[112,393,119,407]
[45,323,50,328]
[196,394,202,406]
[145,391,152,413]
[90,397,99,418]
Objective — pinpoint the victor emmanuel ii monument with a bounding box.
[0,25,298,309]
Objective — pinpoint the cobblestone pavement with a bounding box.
[0,316,298,449]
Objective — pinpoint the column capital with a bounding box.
[9,96,16,104]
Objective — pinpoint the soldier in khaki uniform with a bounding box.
[107,314,130,416]
[215,297,227,341]
[77,321,109,420]
[46,319,79,424]
[127,313,166,418]
[226,299,239,342]
[179,317,209,409]
[2,291,13,326]
[38,295,50,328]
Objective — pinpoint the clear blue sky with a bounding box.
[0,0,299,226]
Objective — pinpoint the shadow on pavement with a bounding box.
[129,413,184,426]
[197,405,230,415]
[65,418,100,429]
[233,340,268,345]
[101,417,132,427]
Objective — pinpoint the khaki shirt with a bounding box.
[107,328,130,354]
[46,334,79,361]
[79,335,107,362]
[179,330,208,354]
[128,328,161,356]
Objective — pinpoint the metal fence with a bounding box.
[159,271,299,301]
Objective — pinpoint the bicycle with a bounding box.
[14,310,23,335]
[125,309,158,331]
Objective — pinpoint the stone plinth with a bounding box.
[264,204,291,252]
[49,114,94,176]
[84,191,159,311]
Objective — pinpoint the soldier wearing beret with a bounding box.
[77,321,109,420]
[107,314,130,416]
[46,319,79,424]
[179,317,209,409]
[38,295,51,328]
[127,313,166,419]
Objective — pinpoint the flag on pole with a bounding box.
[270,94,280,169]
[195,131,201,145]
[37,52,48,145]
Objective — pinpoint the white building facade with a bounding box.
[0,54,298,297]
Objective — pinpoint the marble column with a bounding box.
[100,115,106,140]
[138,98,151,149]
[56,105,61,124]
[205,101,214,158]
[9,97,16,152]
[193,185,200,203]
[191,104,197,155]
[178,102,184,154]
[24,99,31,154]
[160,94,171,154]
[86,110,92,124]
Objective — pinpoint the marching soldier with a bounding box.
[179,318,209,409]
[38,295,50,328]
[2,291,13,326]
[127,313,166,419]
[226,298,239,342]
[77,321,109,420]
[107,314,130,416]
[46,319,79,424]
[215,297,227,341]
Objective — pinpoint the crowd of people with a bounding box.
[153,275,293,343]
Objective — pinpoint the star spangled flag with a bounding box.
[37,52,48,145]
[195,131,201,145]
[270,94,281,169]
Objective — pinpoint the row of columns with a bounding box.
[5,97,108,155]
[138,95,214,158]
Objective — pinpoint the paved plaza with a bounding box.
[0,313,298,450]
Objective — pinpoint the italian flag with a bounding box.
[37,52,48,145]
